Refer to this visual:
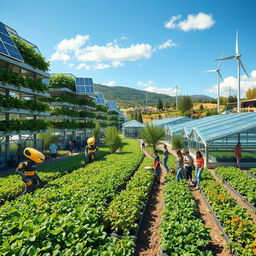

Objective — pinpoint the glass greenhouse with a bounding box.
[167,113,256,166]
[122,120,146,138]
[150,116,193,128]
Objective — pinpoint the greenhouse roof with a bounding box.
[122,120,146,128]
[188,113,256,144]
[150,116,192,126]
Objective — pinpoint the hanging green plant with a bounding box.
[12,37,50,72]
[49,75,76,92]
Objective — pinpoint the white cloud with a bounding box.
[206,70,256,97]
[137,80,154,87]
[105,81,116,87]
[164,15,181,29]
[51,34,154,69]
[158,39,177,50]
[165,13,215,32]
[144,85,180,96]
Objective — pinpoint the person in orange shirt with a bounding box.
[195,151,204,189]
[234,143,241,168]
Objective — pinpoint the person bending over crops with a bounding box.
[153,150,161,184]
[176,150,184,182]
[195,151,204,189]
[16,148,45,195]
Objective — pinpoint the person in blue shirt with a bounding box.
[163,144,169,173]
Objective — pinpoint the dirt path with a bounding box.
[209,169,256,222]
[135,148,165,256]
[191,185,231,256]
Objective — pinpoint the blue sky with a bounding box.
[1,0,256,98]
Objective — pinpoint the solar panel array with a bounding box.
[95,92,106,105]
[0,22,24,62]
[75,77,94,95]
[108,100,118,111]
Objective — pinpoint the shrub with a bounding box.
[105,127,122,153]
[171,135,184,150]
[49,75,76,91]
[140,124,165,150]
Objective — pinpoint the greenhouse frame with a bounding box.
[167,113,256,167]
[122,120,146,138]
[149,116,193,128]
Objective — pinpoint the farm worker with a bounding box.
[163,144,169,173]
[195,151,204,189]
[183,150,194,185]
[152,150,161,184]
[16,148,45,195]
[85,137,98,163]
[234,143,241,168]
[175,150,184,182]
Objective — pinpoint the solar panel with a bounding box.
[108,100,118,111]
[76,77,95,95]
[0,22,24,62]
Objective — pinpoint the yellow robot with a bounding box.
[85,137,99,163]
[16,147,45,195]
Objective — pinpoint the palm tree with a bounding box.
[140,124,165,150]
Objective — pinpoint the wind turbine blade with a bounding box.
[203,70,217,72]
[239,58,249,77]
[218,51,224,68]
[218,71,224,81]
[236,30,239,55]
[215,55,235,61]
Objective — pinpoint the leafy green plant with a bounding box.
[105,157,153,233]
[51,120,95,129]
[201,170,256,255]
[0,119,48,132]
[12,37,50,71]
[161,154,212,256]
[0,139,142,255]
[49,75,76,91]
[108,110,119,115]
[140,124,165,150]
[96,114,108,120]
[96,105,108,112]
[215,166,256,207]
[104,127,122,153]
[0,68,48,92]
[93,123,101,140]
[171,135,184,150]
[0,94,49,112]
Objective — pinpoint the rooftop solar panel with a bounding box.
[0,22,24,62]
[76,77,95,95]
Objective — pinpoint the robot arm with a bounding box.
[16,162,29,181]
[34,172,43,184]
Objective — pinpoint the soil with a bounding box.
[135,148,165,256]
[136,144,232,256]
[191,184,232,256]
[209,169,256,222]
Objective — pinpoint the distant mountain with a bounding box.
[94,84,214,107]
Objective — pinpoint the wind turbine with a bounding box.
[204,54,224,113]
[174,85,179,109]
[216,31,249,113]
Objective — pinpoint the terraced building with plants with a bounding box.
[0,21,125,168]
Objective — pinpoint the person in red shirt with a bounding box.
[153,150,161,185]
[234,143,241,168]
[195,151,204,189]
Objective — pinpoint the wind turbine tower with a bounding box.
[216,31,249,113]
[204,54,224,113]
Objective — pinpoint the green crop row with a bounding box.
[161,175,212,256]
[0,139,143,255]
[249,168,256,176]
[105,157,154,233]
[215,166,256,207]
[201,170,256,255]
[0,149,108,203]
